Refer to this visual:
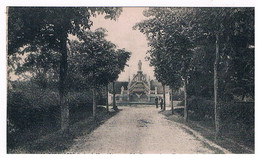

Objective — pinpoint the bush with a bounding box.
[186,97,254,145]
[7,83,97,132]
[7,87,60,149]
[219,102,254,137]
[187,96,215,121]
[67,90,93,124]
[172,90,184,101]
[67,91,92,110]
[7,80,106,150]
[7,88,60,131]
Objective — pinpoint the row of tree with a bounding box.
[134,8,254,136]
[8,7,131,135]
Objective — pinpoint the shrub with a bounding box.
[67,90,93,123]
[187,96,214,121]
[7,88,60,131]
[186,97,254,144]
[7,87,60,149]
[7,79,109,149]
[219,102,254,136]
[172,90,184,101]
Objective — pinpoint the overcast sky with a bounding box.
[90,7,155,81]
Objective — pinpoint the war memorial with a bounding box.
[108,60,170,105]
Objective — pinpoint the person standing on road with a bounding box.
[155,96,158,108]
[160,97,163,110]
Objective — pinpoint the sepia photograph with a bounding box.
[2,0,256,156]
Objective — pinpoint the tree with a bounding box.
[134,8,193,118]
[14,45,60,88]
[190,8,254,136]
[108,49,131,111]
[69,28,131,117]
[69,28,114,119]
[8,7,122,133]
[135,7,254,129]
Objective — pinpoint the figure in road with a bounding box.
[160,97,163,110]
[155,96,158,108]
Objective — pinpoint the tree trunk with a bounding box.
[92,87,97,120]
[59,35,69,134]
[171,88,174,115]
[163,85,166,111]
[112,81,118,111]
[214,33,220,136]
[106,85,109,113]
[184,78,188,121]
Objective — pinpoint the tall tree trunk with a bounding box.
[214,33,220,136]
[106,85,109,113]
[112,81,118,111]
[163,85,166,111]
[184,78,188,121]
[171,88,174,115]
[59,35,69,134]
[92,87,97,120]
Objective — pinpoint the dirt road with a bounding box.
[66,106,231,154]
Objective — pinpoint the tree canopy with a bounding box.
[68,28,131,89]
[8,7,122,55]
[134,7,254,101]
[8,7,124,132]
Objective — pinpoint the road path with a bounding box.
[67,106,230,154]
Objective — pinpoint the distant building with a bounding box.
[108,60,170,105]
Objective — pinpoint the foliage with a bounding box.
[8,7,123,130]
[7,84,60,131]
[13,45,60,88]
[187,96,215,121]
[134,7,254,101]
[7,80,94,149]
[219,101,254,138]
[8,6,123,96]
[191,8,255,101]
[69,28,131,88]
[8,7,122,55]
[172,90,184,101]
[134,8,193,90]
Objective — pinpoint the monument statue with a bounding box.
[121,86,124,95]
[138,60,142,71]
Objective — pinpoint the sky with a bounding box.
[90,7,155,81]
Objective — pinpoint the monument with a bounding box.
[128,60,151,102]
[108,60,170,105]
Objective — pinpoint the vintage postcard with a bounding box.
[1,0,256,157]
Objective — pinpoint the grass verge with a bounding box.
[160,110,254,154]
[8,106,119,154]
